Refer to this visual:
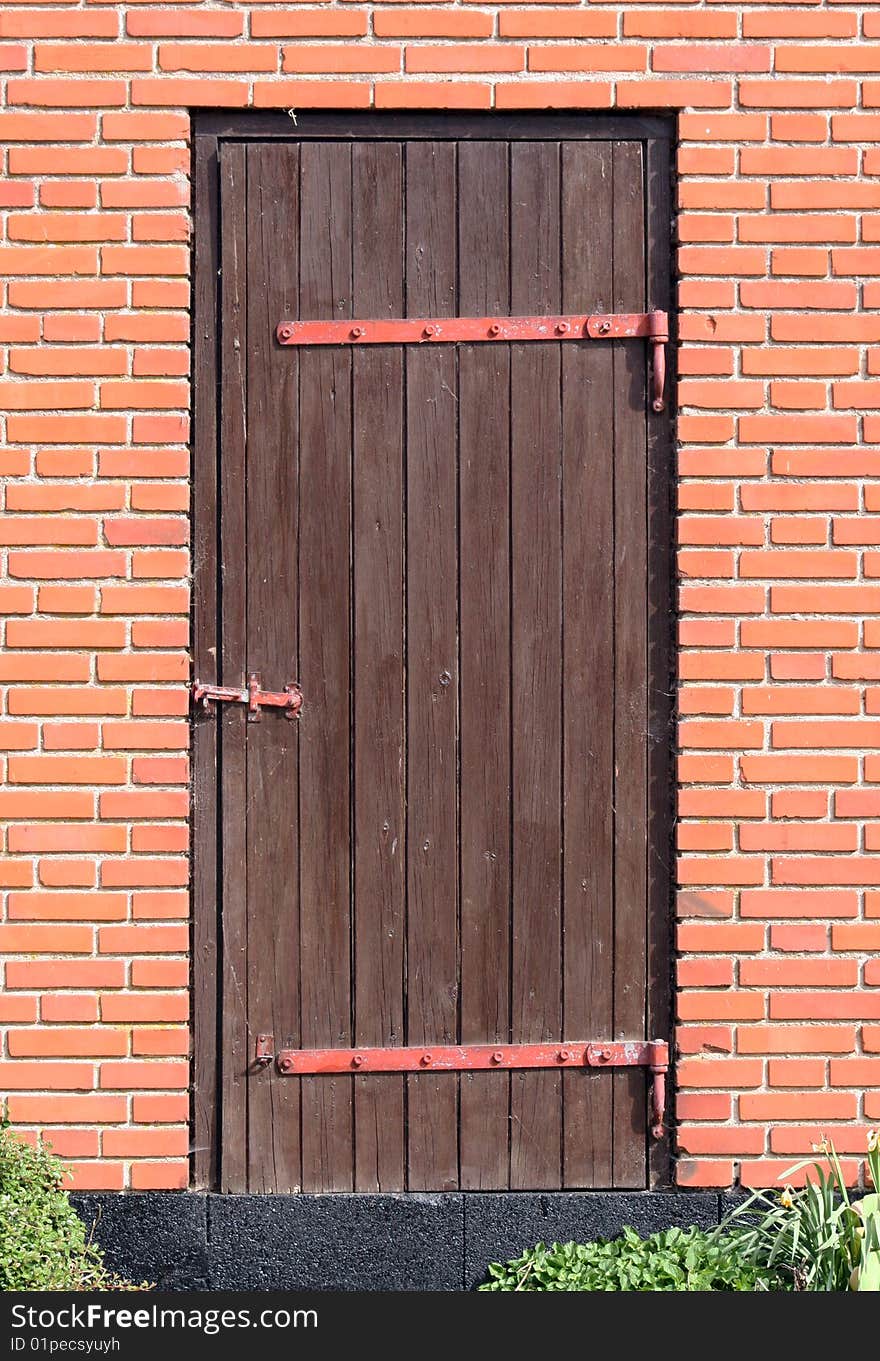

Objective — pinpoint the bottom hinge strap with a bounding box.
[259,1039,669,1138]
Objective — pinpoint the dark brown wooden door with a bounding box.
[194,115,673,1194]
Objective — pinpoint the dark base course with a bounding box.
[71,1192,739,1291]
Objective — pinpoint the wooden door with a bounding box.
[193,114,673,1194]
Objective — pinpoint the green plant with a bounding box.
[479,1225,787,1292]
[720,1131,880,1293]
[0,1125,142,1291]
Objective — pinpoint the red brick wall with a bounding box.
[0,1,878,1193]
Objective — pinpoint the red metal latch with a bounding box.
[254,1033,275,1067]
[191,674,303,722]
[276,310,669,413]
[266,1037,669,1139]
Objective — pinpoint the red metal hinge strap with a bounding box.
[191,674,303,722]
[276,311,669,413]
[257,1038,669,1139]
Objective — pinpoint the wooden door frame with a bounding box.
[191,111,676,1192]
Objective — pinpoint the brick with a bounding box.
[6,960,124,990]
[33,44,150,73]
[133,1028,188,1056]
[769,655,825,681]
[677,923,765,953]
[677,1161,734,1189]
[254,79,373,109]
[132,1094,189,1123]
[130,1162,188,1191]
[131,960,188,989]
[678,1059,763,1089]
[0,922,93,953]
[99,1061,188,1091]
[101,993,188,1024]
[501,14,615,39]
[126,12,243,37]
[0,1063,95,1091]
[7,79,127,107]
[678,991,764,1021]
[767,1059,826,1088]
[742,890,857,921]
[9,825,124,853]
[254,11,367,37]
[742,687,858,716]
[740,959,857,988]
[740,621,858,649]
[103,1127,188,1157]
[617,80,733,109]
[771,790,827,818]
[739,1028,859,1061]
[677,1127,764,1157]
[740,80,858,110]
[676,1094,732,1122]
[8,1094,125,1123]
[66,1164,125,1192]
[8,1029,127,1058]
[8,892,125,922]
[8,755,126,786]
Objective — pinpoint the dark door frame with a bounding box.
[191,111,676,1192]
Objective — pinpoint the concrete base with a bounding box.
[73,1191,728,1291]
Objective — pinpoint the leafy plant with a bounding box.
[480,1225,787,1292]
[719,1131,880,1293]
[0,1125,143,1291]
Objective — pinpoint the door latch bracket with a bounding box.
[191,674,303,722]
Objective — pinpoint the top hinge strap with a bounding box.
[276,311,667,348]
[276,311,668,411]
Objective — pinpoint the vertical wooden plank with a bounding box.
[218,143,248,1193]
[508,141,563,1190]
[458,141,511,1190]
[244,143,302,1193]
[404,141,459,1192]
[298,140,355,1191]
[611,139,649,1189]
[645,134,674,1188]
[351,141,407,1192]
[560,140,616,1188]
[192,130,219,1191]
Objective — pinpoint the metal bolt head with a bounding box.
[555,322,570,336]
[598,320,611,336]
[558,1049,571,1063]
[420,1053,432,1067]
[279,1056,293,1073]
[423,325,436,339]
[488,323,502,337]
[352,1053,365,1068]
[351,326,365,340]
[491,1050,504,1065]
[279,325,293,341]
